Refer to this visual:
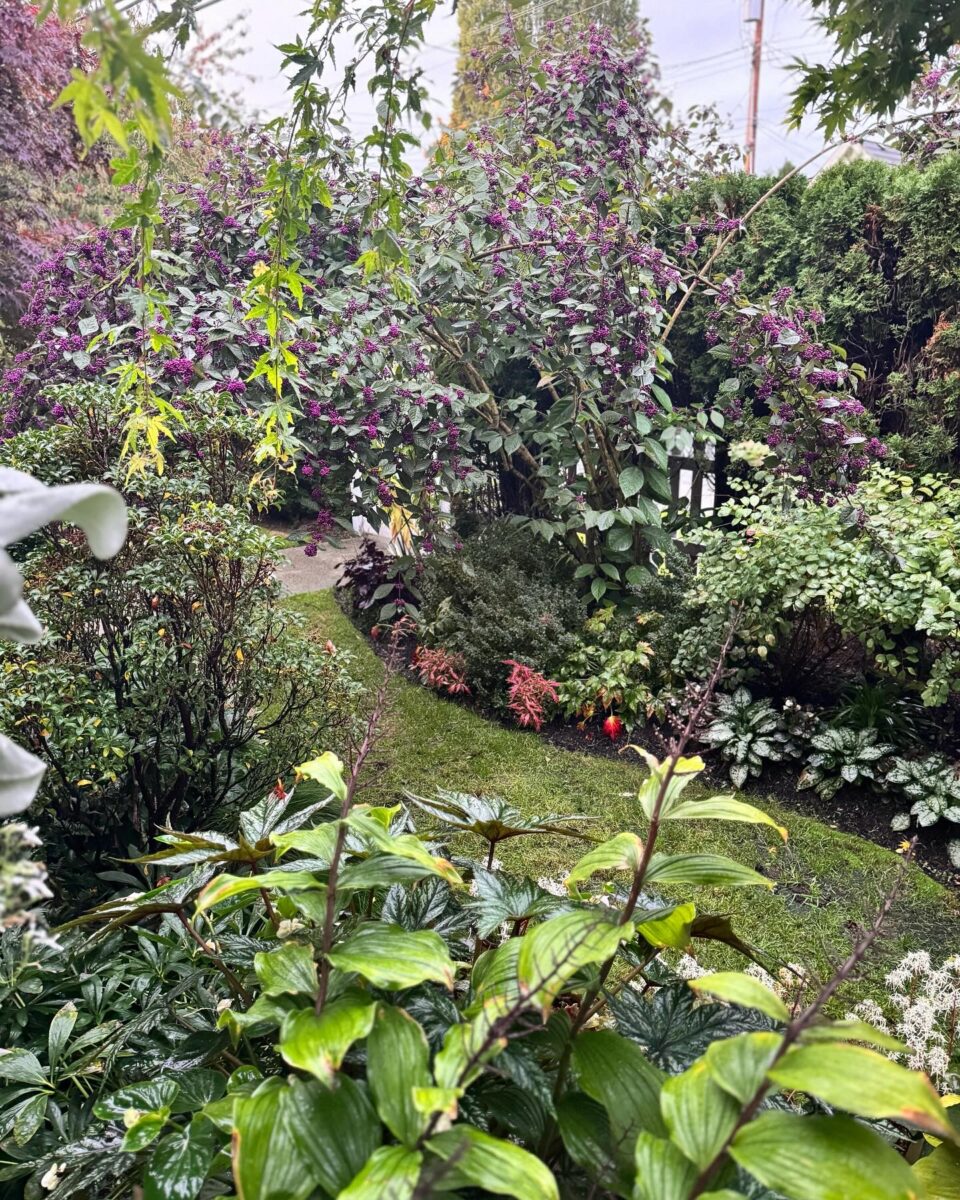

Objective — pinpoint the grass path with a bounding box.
[291,590,960,1004]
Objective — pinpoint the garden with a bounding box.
[2,0,960,1197]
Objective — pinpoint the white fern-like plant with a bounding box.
[0,466,126,815]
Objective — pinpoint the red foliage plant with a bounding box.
[413,646,470,696]
[503,659,559,732]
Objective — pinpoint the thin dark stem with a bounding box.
[176,910,250,1001]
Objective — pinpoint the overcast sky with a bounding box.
[205,0,835,174]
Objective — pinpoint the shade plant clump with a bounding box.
[0,387,359,883]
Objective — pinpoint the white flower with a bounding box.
[276,919,304,939]
[674,954,708,981]
[40,1163,65,1192]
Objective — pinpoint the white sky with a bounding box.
[205,0,834,174]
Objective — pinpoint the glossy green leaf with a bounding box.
[367,1004,431,1146]
[295,751,347,801]
[565,833,644,889]
[660,1059,741,1168]
[195,870,325,914]
[95,1078,179,1121]
[254,942,317,998]
[47,1001,77,1071]
[121,1110,169,1152]
[555,1094,622,1194]
[145,1119,218,1200]
[645,854,773,889]
[327,924,456,990]
[637,902,696,950]
[0,1048,47,1087]
[573,1029,667,1157]
[517,910,634,1016]
[633,1132,699,1200]
[730,1112,922,1200]
[12,1093,47,1146]
[705,1031,783,1103]
[769,1042,956,1140]
[233,1077,379,1200]
[279,993,376,1085]
[434,994,512,1091]
[339,1146,422,1200]
[428,1125,559,1200]
[688,973,790,1023]
[666,795,787,840]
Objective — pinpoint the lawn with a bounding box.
[290,590,960,1006]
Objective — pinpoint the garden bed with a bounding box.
[347,593,960,891]
[295,589,960,1007]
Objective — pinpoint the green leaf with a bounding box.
[913,1142,960,1198]
[688,973,790,1023]
[145,1119,218,1200]
[12,1093,47,1146]
[800,1019,907,1053]
[367,1004,431,1146]
[465,869,561,939]
[555,1094,622,1193]
[661,1058,741,1168]
[195,870,324,914]
[95,1079,179,1121]
[122,1110,169,1152]
[607,526,633,553]
[666,795,787,841]
[517,910,634,1016]
[730,1112,922,1200]
[428,1126,559,1200]
[705,1031,783,1103]
[0,1049,47,1086]
[619,466,645,498]
[254,942,318,998]
[633,1132,699,1200]
[296,751,347,800]
[637,902,696,950]
[645,854,774,889]
[279,993,376,1086]
[47,1001,78,1071]
[339,1146,422,1200]
[233,1077,379,1200]
[566,832,644,889]
[573,1029,667,1158]
[327,924,456,990]
[270,825,338,862]
[768,1042,956,1139]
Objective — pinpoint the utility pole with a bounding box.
[744,0,765,174]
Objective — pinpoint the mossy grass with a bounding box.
[289,590,960,1005]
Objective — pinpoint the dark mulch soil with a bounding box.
[357,605,960,890]
[543,717,960,890]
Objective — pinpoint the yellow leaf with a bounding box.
[235,647,244,663]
